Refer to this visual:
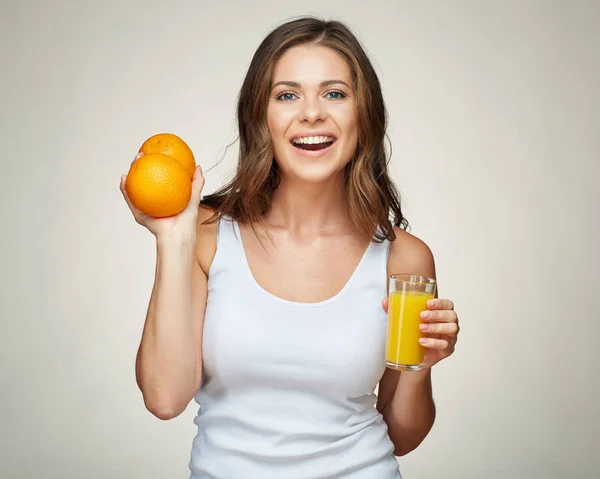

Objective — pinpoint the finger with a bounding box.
[419,337,452,351]
[381,297,389,314]
[120,175,133,204]
[192,163,202,180]
[428,331,459,345]
[188,165,205,208]
[420,310,458,323]
[192,165,205,190]
[420,322,459,335]
[427,298,454,311]
[120,174,130,199]
[132,151,144,166]
[120,175,143,219]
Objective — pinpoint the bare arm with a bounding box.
[377,365,436,456]
[377,228,437,455]
[135,207,216,420]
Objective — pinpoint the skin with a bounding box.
[240,44,368,304]
[121,44,460,456]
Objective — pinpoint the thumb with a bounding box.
[190,165,205,202]
[381,297,389,314]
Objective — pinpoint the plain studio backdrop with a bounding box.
[1,1,598,478]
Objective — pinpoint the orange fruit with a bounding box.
[125,153,192,217]
[139,133,196,178]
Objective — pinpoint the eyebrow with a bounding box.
[271,80,351,90]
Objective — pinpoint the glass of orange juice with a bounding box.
[386,274,437,371]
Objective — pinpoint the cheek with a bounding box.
[266,110,277,137]
[348,108,359,139]
[342,117,359,147]
[267,105,292,138]
[341,125,359,164]
[266,114,281,154]
[336,104,358,142]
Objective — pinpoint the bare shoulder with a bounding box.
[195,205,219,275]
[387,226,436,279]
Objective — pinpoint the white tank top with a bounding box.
[190,216,401,479]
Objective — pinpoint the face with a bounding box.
[267,44,358,185]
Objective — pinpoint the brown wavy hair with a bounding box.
[201,16,408,242]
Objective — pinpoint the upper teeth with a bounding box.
[292,136,334,145]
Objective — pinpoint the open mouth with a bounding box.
[290,136,337,151]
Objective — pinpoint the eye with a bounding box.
[326,90,346,100]
[276,92,297,101]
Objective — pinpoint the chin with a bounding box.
[279,160,347,185]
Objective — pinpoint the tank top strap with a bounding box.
[208,215,243,277]
[215,214,237,248]
[356,232,391,296]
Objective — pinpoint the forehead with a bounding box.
[271,44,352,86]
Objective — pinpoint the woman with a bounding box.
[120,17,459,479]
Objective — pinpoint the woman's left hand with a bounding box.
[382,297,460,370]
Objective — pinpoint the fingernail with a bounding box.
[427,299,436,309]
[420,324,430,332]
[420,311,431,320]
[419,338,428,345]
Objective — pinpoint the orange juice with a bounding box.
[386,290,434,369]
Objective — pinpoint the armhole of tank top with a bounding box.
[383,236,392,295]
[375,225,393,275]
[206,214,224,278]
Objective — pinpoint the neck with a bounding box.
[266,173,353,235]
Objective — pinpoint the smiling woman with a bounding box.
[122,15,460,479]
[267,45,359,185]
[201,19,408,242]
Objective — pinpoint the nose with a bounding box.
[298,96,326,124]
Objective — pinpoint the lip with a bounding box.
[290,140,336,158]
[288,131,337,158]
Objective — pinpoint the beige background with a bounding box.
[1,1,599,478]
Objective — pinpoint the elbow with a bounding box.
[389,417,436,457]
[145,400,185,421]
[142,394,188,421]
[136,373,199,421]
[393,440,423,457]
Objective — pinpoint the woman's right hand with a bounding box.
[120,153,206,241]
